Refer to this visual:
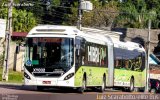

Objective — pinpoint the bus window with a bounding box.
[125,60,129,69]
[75,37,82,67]
[25,37,74,73]
[81,39,86,66]
[115,59,122,69]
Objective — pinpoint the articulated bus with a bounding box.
[24,25,146,92]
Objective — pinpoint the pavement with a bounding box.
[0,81,38,91]
[0,81,22,86]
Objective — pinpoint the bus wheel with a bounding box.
[134,87,139,92]
[78,77,86,93]
[129,78,134,92]
[99,76,106,92]
[150,88,157,93]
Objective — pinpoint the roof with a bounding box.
[12,32,28,37]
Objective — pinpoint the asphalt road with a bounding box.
[0,85,158,100]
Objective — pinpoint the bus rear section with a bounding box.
[113,41,146,92]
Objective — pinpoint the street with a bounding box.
[0,84,158,100]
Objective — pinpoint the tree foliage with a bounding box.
[82,0,119,28]
[0,0,37,32]
[115,0,158,28]
[66,0,119,28]
[1,0,160,31]
[12,8,37,32]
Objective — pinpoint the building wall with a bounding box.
[0,40,24,72]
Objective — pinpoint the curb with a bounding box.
[0,82,37,90]
[0,82,23,86]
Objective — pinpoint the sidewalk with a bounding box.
[0,81,23,86]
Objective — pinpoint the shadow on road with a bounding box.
[0,84,125,94]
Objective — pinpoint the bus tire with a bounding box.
[78,77,86,93]
[134,87,139,92]
[99,76,106,92]
[150,88,157,93]
[129,78,134,92]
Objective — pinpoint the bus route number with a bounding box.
[33,68,45,73]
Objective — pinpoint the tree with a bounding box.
[0,9,37,32]
[114,0,157,28]
[64,1,78,26]
[66,0,119,28]
[12,8,37,32]
[2,0,160,29]
[0,0,37,32]
[0,0,8,19]
[145,0,160,28]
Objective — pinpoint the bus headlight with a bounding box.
[64,73,74,80]
[24,72,31,80]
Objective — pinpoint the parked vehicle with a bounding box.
[149,78,160,93]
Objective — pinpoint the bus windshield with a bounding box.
[24,37,74,73]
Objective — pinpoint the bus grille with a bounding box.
[33,73,62,77]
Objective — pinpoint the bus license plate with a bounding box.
[42,81,51,84]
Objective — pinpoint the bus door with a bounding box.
[75,37,87,85]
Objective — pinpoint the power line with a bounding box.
[22,1,74,9]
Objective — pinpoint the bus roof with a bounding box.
[27,25,145,51]
[114,40,145,52]
[27,25,113,45]
[27,25,81,35]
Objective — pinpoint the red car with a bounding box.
[149,79,160,93]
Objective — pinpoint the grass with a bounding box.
[0,67,23,83]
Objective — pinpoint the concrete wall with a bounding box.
[112,28,160,53]
[0,40,24,72]
[10,42,24,72]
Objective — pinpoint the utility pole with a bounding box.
[77,0,82,30]
[145,19,151,92]
[2,0,13,81]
